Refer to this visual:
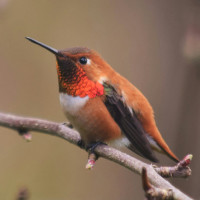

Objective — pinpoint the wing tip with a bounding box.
[168,154,179,163]
[157,143,179,163]
[128,144,159,163]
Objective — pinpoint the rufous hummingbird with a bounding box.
[26,37,179,163]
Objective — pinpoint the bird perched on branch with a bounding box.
[26,37,179,163]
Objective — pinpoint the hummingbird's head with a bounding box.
[26,37,111,98]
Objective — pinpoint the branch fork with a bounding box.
[142,167,174,200]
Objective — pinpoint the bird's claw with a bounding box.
[86,141,106,154]
[77,139,85,149]
[62,122,73,128]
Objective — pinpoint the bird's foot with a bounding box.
[62,122,73,128]
[85,142,106,170]
[86,141,107,154]
[77,139,85,149]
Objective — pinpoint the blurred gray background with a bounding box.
[0,0,200,199]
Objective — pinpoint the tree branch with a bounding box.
[0,112,193,200]
[154,154,192,178]
[142,167,174,200]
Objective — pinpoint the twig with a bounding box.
[0,112,193,200]
[154,155,192,178]
[142,168,174,200]
[86,153,97,169]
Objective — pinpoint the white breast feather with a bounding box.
[109,137,131,148]
[59,93,89,115]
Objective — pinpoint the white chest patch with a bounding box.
[109,137,131,148]
[59,93,89,115]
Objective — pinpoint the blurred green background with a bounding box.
[0,0,200,199]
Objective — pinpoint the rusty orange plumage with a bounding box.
[26,37,179,163]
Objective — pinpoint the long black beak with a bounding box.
[25,37,61,56]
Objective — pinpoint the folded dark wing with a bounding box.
[103,83,158,162]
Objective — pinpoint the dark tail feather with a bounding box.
[128,144,159,163]
[157,143,179,163]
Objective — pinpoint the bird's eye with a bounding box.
[79,57,87,65]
